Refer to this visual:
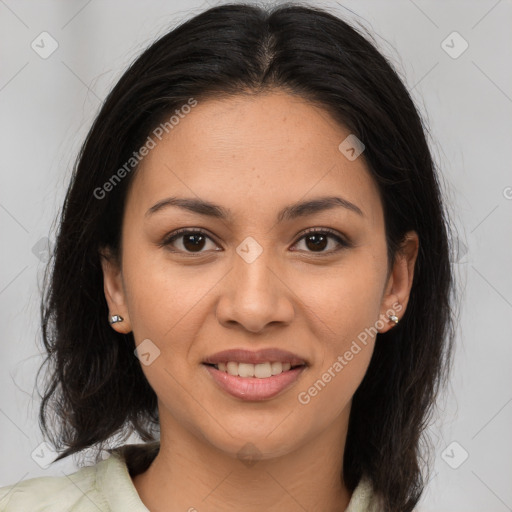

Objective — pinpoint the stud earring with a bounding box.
[388,314,399,324]
[109,315,124,324]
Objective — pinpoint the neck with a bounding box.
[132,407,352,512]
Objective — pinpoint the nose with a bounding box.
[215,246,295,334]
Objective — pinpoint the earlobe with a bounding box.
[378,231,419,333]
[99,248,132,333]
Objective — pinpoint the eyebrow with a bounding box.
[145,195,364,222]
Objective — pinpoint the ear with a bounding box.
[99,247,132,334]
[378,231,419,334]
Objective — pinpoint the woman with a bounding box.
[0,2,455,511]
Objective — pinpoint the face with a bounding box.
[101,90,418,460]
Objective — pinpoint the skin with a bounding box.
[100,90,419,512]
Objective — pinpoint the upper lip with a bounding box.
[203,348,308,366]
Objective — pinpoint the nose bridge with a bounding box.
[216,234,294,331]
[233,234,278,298]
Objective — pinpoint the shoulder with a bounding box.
[0,443,157,512]
[346,475,383,512]
[0,457,111,511]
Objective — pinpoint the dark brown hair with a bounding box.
[37,3,456,511]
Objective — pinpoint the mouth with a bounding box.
[202,361,307,401]
[202,348,308,400]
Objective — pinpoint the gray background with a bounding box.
[1,0,511,510]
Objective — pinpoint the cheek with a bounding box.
[120,244,205,337]
[294,254,385,336]
[296,270,380,420]
[293,253,384,397]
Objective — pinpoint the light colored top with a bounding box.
[0,443,380,511]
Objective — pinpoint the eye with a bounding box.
[160,227,350,255]
[160,228,220,254]
[291,227,350,254]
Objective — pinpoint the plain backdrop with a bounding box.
[1,1,511,510]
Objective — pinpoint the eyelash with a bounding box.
[159,227,351,256]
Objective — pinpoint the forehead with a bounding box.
[126,91,382,227]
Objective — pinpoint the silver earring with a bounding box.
[388,314,399,324]
[109,315,124,324]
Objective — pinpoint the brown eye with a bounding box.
[161,229,219,254]
[291,228,350,254]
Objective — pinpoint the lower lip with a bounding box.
[203,364,306,401]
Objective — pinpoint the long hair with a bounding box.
[37,3,456,511]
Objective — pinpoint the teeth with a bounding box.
[214,361,294,378]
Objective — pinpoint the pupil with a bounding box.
[306,234,327,251]
[184,233,205,252]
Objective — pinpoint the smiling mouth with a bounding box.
[203,361,306,379]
